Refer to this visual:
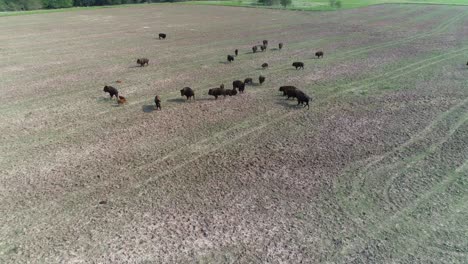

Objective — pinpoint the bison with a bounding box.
[315,51,324,58]
[285,88,301,100]
[233,80,245,93]
[137,58,149,67]
[244,78,253,85]
[154,95,161,110]
[262,63,268,69]
[292,62,304,70]
[158,33,166,39]
[260,45,267,52]
[259,75,265,85]
[263,40,268,46]
[235,49,238,56]
[208,87,226,99]
[279,43,283,50]
[252,46,258,53]
[180,87,195,100]
[225,89,238,96]
[296,90,310,109]
[227,55,234,62]
[279,86,297,96]
[103,85,118,99]
[117,95,127,105]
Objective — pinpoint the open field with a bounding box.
[185,0,468,11]
[1,3,468,263]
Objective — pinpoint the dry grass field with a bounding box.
[1,3,468,263]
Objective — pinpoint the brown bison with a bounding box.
[285,89,299,100]
[262,63,268,69]
[208,87,226,99]
[227,55,234,62]
[315,51,324,58]
[235,49,238,56]
[259,75,265,85]
[263,40,268,46]
[137,58,149,66]
[180,87,195,100]
[279,86,297,96]
[279,43,283,50]
[154,95,161,110]
[292,62,304,69]
[260,45,267,52]
[252,46,258,53]
[103,85,118,99]
[159,33,166,39]
[233,80,245,93]
[225,89,238,96]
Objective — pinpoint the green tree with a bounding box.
[280,0,290,7]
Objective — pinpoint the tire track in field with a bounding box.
[383,111,468,207]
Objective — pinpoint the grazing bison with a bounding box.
[117,95,127,105]
[154,95,161,110]
[262,63,269,69]
[260,45,267,52]
[103,85,119,99]
[259,75,265,85]
[279,86,297,96]
[252,46,258,53]
[263,40,268,46]
[315,51,324,58]
[137,58,149,67]
[244,78,253,85]
[235,49,238,56]
[158,33,166,39]
[279,43,283,50]
[292,62,304,70]
[296,90,310,109]
[227,55,234,62]
[180,87,195,100]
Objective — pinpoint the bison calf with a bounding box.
[137,58,149,67]
[159,33,166,39]
[259,75,265,85]
[180,87,195,100]
[227,55,234,62]
[315,51,324,58]
[244,78,253,85]
[103,85,118,99]
[117,95,127,105]
[154,95,161,110]
[292,62,304,70]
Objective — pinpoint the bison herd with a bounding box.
[104,33,323,111]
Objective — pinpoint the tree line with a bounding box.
[0,0,174,11]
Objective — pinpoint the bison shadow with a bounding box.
[219,61,232,64]
[270,48,279,51]
[275,99,301,109]
[142,105,156,113]
[128,65,143,69]
[167,98,189,103]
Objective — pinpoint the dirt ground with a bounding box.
[1,3,468,263]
